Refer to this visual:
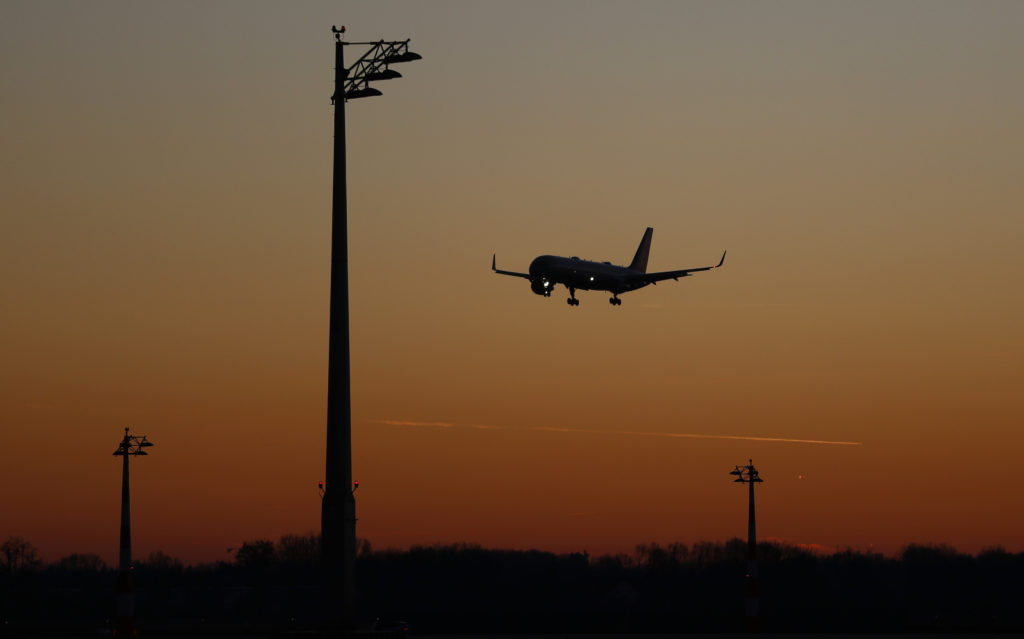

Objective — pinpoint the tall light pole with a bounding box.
[112,428,153,637]
[730,459,763,632]
[322,25,421,630]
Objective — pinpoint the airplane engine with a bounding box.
[531,280,551,296]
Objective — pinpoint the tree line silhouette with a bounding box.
[2,534,1022,634]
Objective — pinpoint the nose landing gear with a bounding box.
[567,288,580,306]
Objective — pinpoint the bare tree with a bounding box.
[55,553,106,572]
[277,533,320,566]
[235,539,275,569]
[140,550,183,572]
[1,536,41,572]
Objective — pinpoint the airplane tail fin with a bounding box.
[629,227,653,273]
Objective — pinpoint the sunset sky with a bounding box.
[2,1,1023,566]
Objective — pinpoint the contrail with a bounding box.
[378,420,454,428]
[376,420,498,429]
[662,432,861,446]
[378,420,861,446]
[534,426,862,446]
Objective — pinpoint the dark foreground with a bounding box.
[13,635,1024,639]
[4,539,1024,635]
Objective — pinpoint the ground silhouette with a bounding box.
[2,534,1021,634]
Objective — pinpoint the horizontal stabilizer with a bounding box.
[639,250,726,284]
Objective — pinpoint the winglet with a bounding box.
[715,250,727,269]
[492,254,496,272]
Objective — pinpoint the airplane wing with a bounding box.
[637,251,726,283]
[492,254,531,279]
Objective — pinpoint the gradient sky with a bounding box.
[2,1,1023,565]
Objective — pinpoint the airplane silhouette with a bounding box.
[492,227,725,306]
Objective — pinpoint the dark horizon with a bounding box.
[5,533,1024,635]
[8,530,1020,570]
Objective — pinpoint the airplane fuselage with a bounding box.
[492,227,724,306]
[528,255,649,296]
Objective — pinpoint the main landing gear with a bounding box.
[567,288,580,306]
[609,295,622,306]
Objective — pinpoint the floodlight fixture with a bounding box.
[345,87,383,100]
[364,69,402,81]
[731,459,762,483]
[336,37,421,103]
[113,429,154,456]
[384,51,422,64]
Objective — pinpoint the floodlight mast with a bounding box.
[323,24,420,631]
[111,428,153,637]
[730,459,763,632]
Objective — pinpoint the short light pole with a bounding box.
[730,459,763,632]
[322,25,421,631]
[112,428,153,637]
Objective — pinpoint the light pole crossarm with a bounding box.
[342,39,421,99]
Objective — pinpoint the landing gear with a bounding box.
[609,296,622,306]
[567,288,579,306]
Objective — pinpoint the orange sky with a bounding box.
[2,1,1023,565]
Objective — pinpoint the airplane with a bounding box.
[492,227,725,306]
